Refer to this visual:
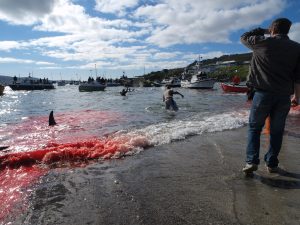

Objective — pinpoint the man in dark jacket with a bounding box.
[241,18,300,174]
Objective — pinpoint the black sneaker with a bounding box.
[266,165,279,173]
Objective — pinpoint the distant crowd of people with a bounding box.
[13,75,51,84]
[87,76,106,84]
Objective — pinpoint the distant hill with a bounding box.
[201,52,252,66]
[0,75,14,85]
[143,52,252,81]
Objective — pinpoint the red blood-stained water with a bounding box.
[0,110,150,222]
[0,166,48,221]
[0,110,124,153]
[0,135,150,168]
[290,105,300,114]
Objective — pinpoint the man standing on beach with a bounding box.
[163,85,184,111]
[240,18,300,174]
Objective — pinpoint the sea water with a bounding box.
[0,84,299,223]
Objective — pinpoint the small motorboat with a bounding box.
[181,73,215,89]
[180,57,215,89]
[57,80,66,86]
[221,82,249,93]
[79,81,106,92]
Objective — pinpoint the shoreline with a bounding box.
[14,127,300,225]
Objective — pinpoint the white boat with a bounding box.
[161,77,181,87]
[181,58,215,89]
[181,72,215,89]
[79,81,106,92]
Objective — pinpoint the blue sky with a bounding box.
[0,0,299,80]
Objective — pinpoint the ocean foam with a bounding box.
[127,110,249,146]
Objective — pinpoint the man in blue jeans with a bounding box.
[241,18,300,174]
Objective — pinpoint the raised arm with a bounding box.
[240,27,268,50]
[174,91,184,98]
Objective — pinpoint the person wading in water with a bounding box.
[163,85,184,111]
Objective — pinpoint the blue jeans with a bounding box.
[165,98,178,111]
[246,91,291,167]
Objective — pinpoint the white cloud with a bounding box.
[289,23,300,43]
[153,52,178,60]
[0,0,293,78]
[95,0,139,16]
[0,0,57,25]
[134,0,286,47]
[0,57,54,66]
[0,41,23,51]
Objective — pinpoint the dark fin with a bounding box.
[0,146,9,151]
[49,110,57,126]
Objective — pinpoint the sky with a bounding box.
[0,0,299,80]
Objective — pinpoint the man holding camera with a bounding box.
[240,18,300,174]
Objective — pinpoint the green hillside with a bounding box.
[142,52,252,81]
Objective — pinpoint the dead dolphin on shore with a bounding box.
[49,110,57,126]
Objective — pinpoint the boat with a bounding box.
[220,82,249,93]
[151,81,163,87]
[0,84,4,95]
[180,57,215,89]
[181,72,215,89]
[161,77,181,87]
[79,81,106,92]
[57,80,66,86]
[9,76,55,90]
[106,82,120,87]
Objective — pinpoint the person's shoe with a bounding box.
[266,165,279,173]
[242,163,258,174]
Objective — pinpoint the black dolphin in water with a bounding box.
[1,111,57,150]
[0,146,9,151]
[49,110,57,126]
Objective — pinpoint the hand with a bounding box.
[291,96,298,106]
[182,95,184,98]
[264,28,270,34]
[253,27,266,35]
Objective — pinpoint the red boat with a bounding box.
[221,83,249,93]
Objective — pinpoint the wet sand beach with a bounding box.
[15,127,300,225]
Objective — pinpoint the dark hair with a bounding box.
[270,18,292,35]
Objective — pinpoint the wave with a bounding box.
[0,110,249,168]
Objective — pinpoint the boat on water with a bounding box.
[161,77,181,87]
[57,80,66,86]
[181,57,215,89]
[106,81,121,87]
[181,71,215,89]
[221,82,249,93]
[79,81,106,92]
[151,81,163,87]
[0,84,5,95]
[9,76,55,91]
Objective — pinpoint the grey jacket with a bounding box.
[241,28,300,95]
